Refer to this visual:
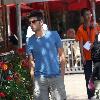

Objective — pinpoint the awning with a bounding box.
[29,0,100,12]
[2,0,57,5]
[29,0,90,12]
[0,0,100,9]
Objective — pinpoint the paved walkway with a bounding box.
[64,74,88,100]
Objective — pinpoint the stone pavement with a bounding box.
[64,74,89,100]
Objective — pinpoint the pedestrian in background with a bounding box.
[89,23,100,99]
[76,8,96,99]
[26,10,67,100]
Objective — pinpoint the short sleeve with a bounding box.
[54,31,63,48]
[26,37,33,55]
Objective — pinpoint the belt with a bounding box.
[36,75,60,78]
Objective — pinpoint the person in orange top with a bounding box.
[76,8,97,99]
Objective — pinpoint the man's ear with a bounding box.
[39,20,43,26]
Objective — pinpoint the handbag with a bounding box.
[88,77,95,91]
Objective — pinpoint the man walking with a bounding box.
[26,10,67,100]
[76,8,96,99]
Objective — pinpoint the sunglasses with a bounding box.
[29,20,40,24]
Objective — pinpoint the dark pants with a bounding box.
[84,60,94,99]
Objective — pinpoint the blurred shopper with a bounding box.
[26,10,66,100]
[57,23,63,39]
[91,62,100,99]
[76,8,96,99]
[89,24,100,99]
[67,28,80,67]
[67,28,75,39]
[8,34,18,51]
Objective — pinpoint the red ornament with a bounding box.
[17,48,25,53]
[6,76,13,81]
[0,92,6,97]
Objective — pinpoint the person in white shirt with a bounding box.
[26,24,48,38]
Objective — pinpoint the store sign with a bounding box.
[3,0,56,4]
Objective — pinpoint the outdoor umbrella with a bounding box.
[28,0,90,12]
[30,0,100,11]
[1,0,99,48]
[0,0,59,48]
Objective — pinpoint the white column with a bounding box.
[6,6,11,36]
[16,4,22,48]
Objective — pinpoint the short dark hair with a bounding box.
[28,10,43,20]
[81,8,90,16]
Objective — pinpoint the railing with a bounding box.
[0,39,84,74]
[62,39,84,74]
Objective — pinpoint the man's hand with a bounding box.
[30,67,34,80]
[82,56,86,65]
[28,54,35,80]
[58,48,66,80]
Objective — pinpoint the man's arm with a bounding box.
[79,40,86,65]
[28,54,35,80]
[58,48,66,79]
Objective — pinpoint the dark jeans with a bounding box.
[84,60,94,99]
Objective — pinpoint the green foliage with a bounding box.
[0,52,33,100]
